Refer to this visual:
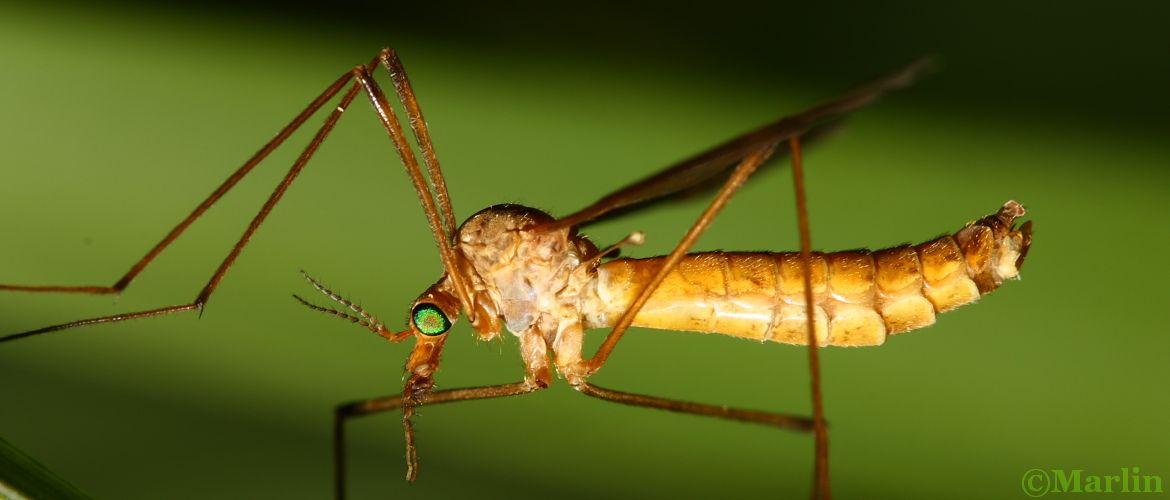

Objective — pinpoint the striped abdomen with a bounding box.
[580,201,1032,346]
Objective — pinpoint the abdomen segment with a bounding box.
[581,201,1031,347]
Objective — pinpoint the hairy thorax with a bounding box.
[455,205,597,349]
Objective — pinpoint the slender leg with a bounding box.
[576,382,814,431]
[0,68,361,297]
[333,382,544,500]
[0,75,363,343]
[0,64,371,342]
[585,144,779,373]
[0,51,471,343]
[356,56,475,317]
[580,136,828,498]
[377,48,456,240]
[789,136,829,499]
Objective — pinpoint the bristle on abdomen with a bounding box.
[581,201,1031,347]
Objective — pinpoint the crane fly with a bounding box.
[0,49,1032,499]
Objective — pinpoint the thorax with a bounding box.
[455,205,596,340]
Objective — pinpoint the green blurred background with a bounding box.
[1,1,1167,498]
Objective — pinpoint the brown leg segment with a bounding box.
[0,69,361,297]
[0,50,468,343]
[378,49,456,240]
[0,75,364,343]
[790,136,830,499]
[333,382,544,500]
[579,136,829,497]
[360,51,475,317]
[576,382,814,431]
[585,144,779,373]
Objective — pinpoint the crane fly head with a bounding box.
[399,280,461,386]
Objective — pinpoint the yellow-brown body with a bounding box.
[581,201,1031,346]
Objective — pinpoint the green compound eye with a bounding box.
[411,303,451,336]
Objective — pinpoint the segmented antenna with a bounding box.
[294,271,407,341]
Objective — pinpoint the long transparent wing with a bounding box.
[542,58,934,231]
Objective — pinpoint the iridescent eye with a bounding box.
[411,303,451,336]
